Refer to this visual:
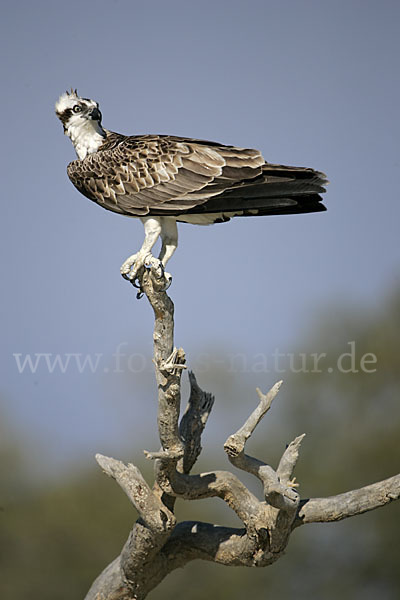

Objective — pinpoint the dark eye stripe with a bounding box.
[57,107,73,128]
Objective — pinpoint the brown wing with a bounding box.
[66,133,265,217]
[183,162,328,218]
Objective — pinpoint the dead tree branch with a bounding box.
[84,264,400,600]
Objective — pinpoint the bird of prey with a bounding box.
[55,89,327,285]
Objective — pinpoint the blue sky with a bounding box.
[1,0,399,474]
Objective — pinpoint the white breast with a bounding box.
[67,120,105,159]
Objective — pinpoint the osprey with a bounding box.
[55,89,327,284]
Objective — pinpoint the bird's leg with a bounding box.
[150,217,177,290]
[120,217,162,281]
[158,217,178,267]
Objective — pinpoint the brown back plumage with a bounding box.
[67,132,327,220]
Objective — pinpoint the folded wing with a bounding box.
[67,133,327,220]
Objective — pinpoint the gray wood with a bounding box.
[85,264,400,600]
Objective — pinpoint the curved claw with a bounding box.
[120,252,149,284]
[120,254,138,277]
[143,257,172,291]
[129,279,144,300]
[161,273,172,291]
[120,252,172,294]
[129,278,142,289]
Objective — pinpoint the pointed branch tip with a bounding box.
[256,380,283,400]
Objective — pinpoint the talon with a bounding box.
[120,252,173,291]
[121,252,154,285]
[161,272,172,291]
[144,257,173,290]
[144,253,155,270]
[126,276,144,299]
[129,279,144,299]
[146,256,164,276]
[120,253,139,280]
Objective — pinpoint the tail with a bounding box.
[180,164,328,217]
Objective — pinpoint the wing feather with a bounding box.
[67,132,326,218]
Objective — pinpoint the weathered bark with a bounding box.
[84,263,400,600]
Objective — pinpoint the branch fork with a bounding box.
[85,266,400,600]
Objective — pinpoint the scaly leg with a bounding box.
[120,216,162,280]
[159,217,178,267]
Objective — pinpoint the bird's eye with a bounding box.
[73,105,82,113]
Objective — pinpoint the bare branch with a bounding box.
[94,453,177,599]
[141,267,185,458]
[85,264,400,600]
[161,521,275,568]
[294,474,400,528]
[276,434,306,485]
[223,382,299,513]
[95,454,175,533]
[84,557,127,600]
[150,371,215,513]
[224,381,282,457]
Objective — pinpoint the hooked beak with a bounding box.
[88,107,102,121]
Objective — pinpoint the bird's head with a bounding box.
[55,89,105,158]
[55,89,102,131]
